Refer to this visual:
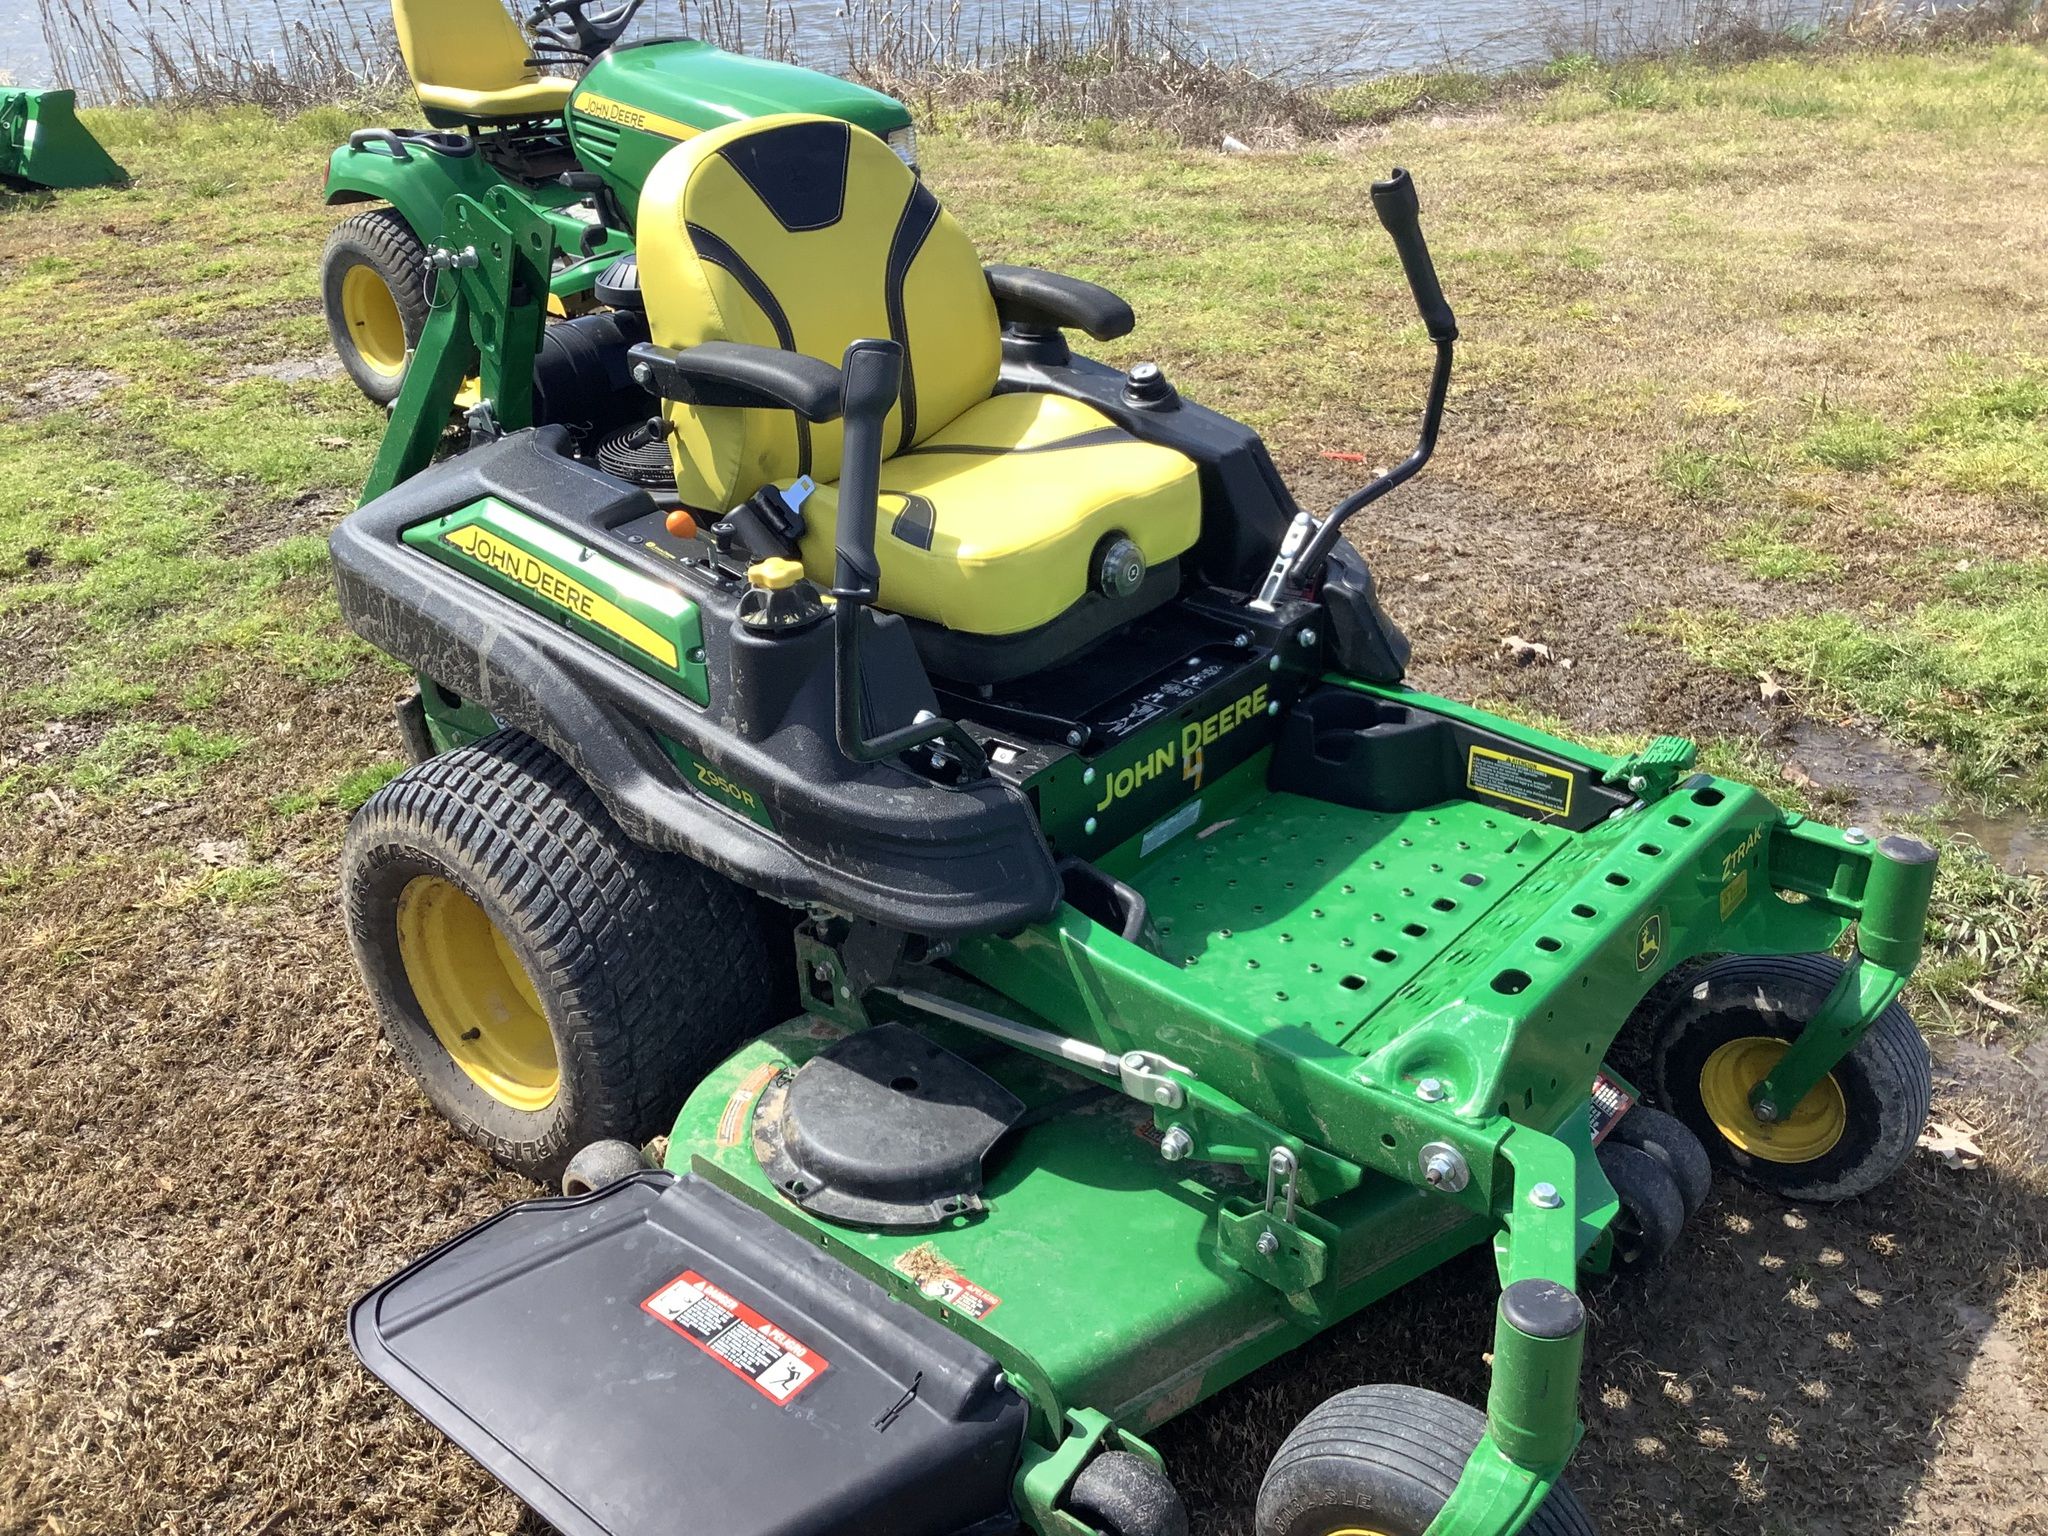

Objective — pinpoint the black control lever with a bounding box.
[1371,167,1458,344]
[828,340,987,777]
[1252,167,1458,607]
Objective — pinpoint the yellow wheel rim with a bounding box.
[396,876,559,1111]
[1699,1035,1846,1164]
[340,263,408,377]
[1327,1528,1393,1536]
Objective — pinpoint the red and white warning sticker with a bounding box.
[1588,1070,1637,1145]
[642,1270,830,1404]
[893,1249,1002,1320]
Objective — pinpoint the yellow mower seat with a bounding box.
[797,393,1195,635]
[393,0,577,123]
[636,114,1201,638]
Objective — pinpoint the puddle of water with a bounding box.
[1779,719,1947,819]
[1776,720,2048,878]
[1947,809,2048,881]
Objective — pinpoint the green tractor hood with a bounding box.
[567,39,913,212]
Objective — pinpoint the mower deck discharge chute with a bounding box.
[334,113,1939,1536]
[0,88,126,191]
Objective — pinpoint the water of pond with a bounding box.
[2,0,1879,93]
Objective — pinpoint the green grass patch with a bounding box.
[1911,367,2048,512]
[1713,518,1842,581]
[1328,70,1499,123]
[17,661,159,722]
[275,759,405,817]
[64,722,250,799]
[1666,594,2048,807]
[1657,446,1729,503]
[1801,409,1901,471]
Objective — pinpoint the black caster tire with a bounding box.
[1606,1104,1711,1219]
[1068,1450,1188,1536]
[343,730,797,1185]
[1597,1140,1687,1273]
[561,1138,651,1196]
[322,207,429,406]
[1257,1384,1597,1536]
[1649,953,1931,1202]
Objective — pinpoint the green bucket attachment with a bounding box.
[0,89,127,191]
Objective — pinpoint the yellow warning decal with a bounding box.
[573,93,703,143]
[1466,745,1575,818]
[1720,867,1750,920]
[716,1062,781,1148]
[443,522,679,668]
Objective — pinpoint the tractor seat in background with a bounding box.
[392,0,579,125]
[634,113,1202,676]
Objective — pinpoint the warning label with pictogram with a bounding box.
[894,1249,1003,1320]
[643,1270,830,1404]
[1588,1071,1637,1145]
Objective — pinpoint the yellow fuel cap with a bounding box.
[747,557,806,591]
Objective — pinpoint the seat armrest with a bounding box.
[984,265,1134,342]
[628,340,844,421]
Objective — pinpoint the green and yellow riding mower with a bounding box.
[332,116,1939,1536]
[0,88,127,192]
[320,0,913,404]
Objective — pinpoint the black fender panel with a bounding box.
[330,430,1061,936]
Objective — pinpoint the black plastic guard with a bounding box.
[329,429,1061,937]
[349,1172,1028,1536]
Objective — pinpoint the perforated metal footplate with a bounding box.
[1134,792,1567,1044]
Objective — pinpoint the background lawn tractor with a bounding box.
[321,0,913,406]
[329,114,1938,1536]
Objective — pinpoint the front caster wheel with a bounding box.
[1649,954,1931,1202]
[1256,1384,1597,1536]
[1606,1104,1711,1219]
[1068,1450,1188,1536]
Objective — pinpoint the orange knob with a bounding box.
[664,508,699,541]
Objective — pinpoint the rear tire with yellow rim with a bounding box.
[1648,953,1930,1203]
[1256,1385,1597,1536]
[321,207,430,407]
[343,730,797,1183]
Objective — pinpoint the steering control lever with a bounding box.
[1250,167,1458,611]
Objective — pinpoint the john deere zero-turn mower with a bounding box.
[333,116,1938,1536]
[320,0,913,404]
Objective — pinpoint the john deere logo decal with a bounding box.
[442,521,679,668]
[1635,914,1664,972]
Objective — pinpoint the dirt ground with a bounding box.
[5,48,2048,1536]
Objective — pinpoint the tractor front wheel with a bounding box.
[1256,1385,1597,1536]
[322,207,430,405]
[343,730,796,1184]
[1649,954,1930,1203]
